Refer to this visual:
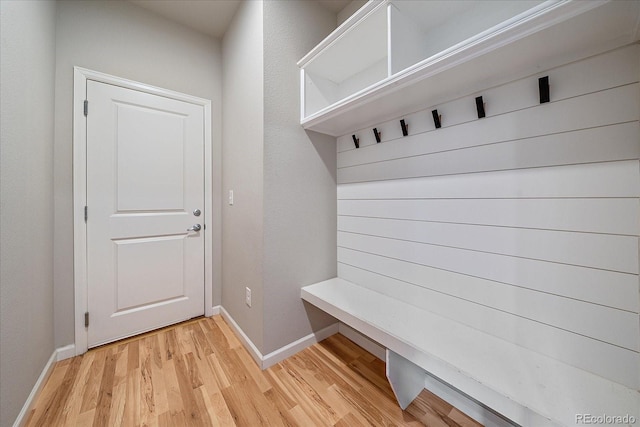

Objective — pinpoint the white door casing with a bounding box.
[74,68,213,353]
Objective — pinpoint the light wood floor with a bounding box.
[25,316,481,426]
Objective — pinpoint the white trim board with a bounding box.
[72,67,214,355]
[219,306,263,366]
[55,344,76,362]
[262,323,339,369]
[220,307,339,370]
[12,351,55,427]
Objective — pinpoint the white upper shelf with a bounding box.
[298,0,640,137]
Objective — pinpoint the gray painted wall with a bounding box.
[222,0,338,355]
[221,0,265,351]
[338,0,368,25]
[262,0,338,354]
[53,0,223,348]
[1,3,341,422]
[0,1,57,425]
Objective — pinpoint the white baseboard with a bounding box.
[262,322,339,369]
[219,307,339,370]
[219,306,264,367]
[210,305,221,316]
[13,343,78,426]
[12,350,57,427]
[56,344,76,361]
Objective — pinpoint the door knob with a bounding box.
[187,224,201,232]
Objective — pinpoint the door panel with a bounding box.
[86,80,204,347]
[115,103,186,211]
[114,236,185,311]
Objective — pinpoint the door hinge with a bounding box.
[84,312,89,328]
[84,206,88,222]
[84,100,88,116]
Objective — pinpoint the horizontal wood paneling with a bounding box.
[337,249,638,350]
[337,231,639,312]
[338,198,639,235]
[338,161,640,199]
[338,217,638,274]
[338,251,638,345]
[337,262,639,390]
[337,44,640,152]
[335,45,640,389]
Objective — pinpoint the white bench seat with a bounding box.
[301,278,639,427]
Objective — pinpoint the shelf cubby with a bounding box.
[298,0,640,136]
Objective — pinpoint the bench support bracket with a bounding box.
[386,349,425,409]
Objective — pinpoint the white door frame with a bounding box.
[73,67,214,355]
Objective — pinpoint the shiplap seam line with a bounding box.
[337,196,640,200]
[337,231,637,275]
[337,158,640,185]
[338,230,637,274]
[337,214,640,238]
[336,161,640,199]
[336,239,640,284]
[337,261,640,352]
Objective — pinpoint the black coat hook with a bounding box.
[431,109,441,129]
[352,134,359,149]
[400,119,408,136]
[539,76,550,104]
[475,96,486,119]
[373,128,381,143]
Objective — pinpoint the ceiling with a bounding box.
[130,0,353,39]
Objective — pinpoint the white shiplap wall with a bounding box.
[336,44,640,390]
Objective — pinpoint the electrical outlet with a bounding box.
[245,287,251,307]
[228,190,234,206]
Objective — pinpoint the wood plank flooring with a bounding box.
[24,316,482,426]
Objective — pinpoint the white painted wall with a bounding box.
[0,1,57,425]
[262,0,338,354]
[53,0,223,348]
[221,0,265,350]
[336,44,640,390]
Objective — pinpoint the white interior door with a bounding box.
[86,80,205,347]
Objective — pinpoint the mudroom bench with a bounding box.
[301,278,638,427]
